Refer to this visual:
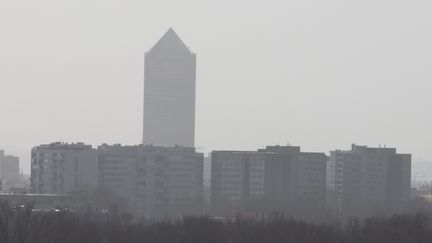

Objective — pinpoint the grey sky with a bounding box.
[0,0,431,173]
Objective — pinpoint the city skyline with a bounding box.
[0,1,431,174]
[0,1,431,241]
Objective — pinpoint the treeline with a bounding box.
[0,201,432,243]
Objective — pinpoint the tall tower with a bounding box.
[143,28,196,147]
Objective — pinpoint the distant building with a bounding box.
[263,146,327,214]
[211,151,265,215]
[327,144,411,217]
[30,142,97,195]
[210,146,327,217]
[0,150,20,191]
[98,144,204,218]
[203,155,212,210]
[97,144,141,212]
[143,28,196,147]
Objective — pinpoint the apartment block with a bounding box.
[98,144,204,218]
[211,145,327,216]
[30,143,97,194]
[0,150,20,191]
[210,151,265,215]
[263,146,327,213]
[327,144,411,217]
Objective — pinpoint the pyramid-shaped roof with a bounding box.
[149,28,192,54]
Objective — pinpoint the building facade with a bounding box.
[143,28,196,147]
[0,150,20,191]
[98,144,204,218]
[210,146,327,217]
[210,151,265,215]
[263,146,327,214]
[30,143,97,194]
[327,144,411,217]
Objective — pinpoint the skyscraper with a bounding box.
[143,28,196,147]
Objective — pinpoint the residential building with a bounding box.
[0,150,20,191]
[203,155,212,210]
[30,142,97,194]
[98,144,204,218]
[210,146,327,217]
[327,144,411,217]
[143,28,196,147]
[263,146,327,214]
[210,151,265,215]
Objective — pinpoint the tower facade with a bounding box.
[143,29,196,147]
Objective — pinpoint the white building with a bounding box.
[98,144,204,218]
[327,144,411,217]
[31,142,97,194]
[143,28,196,147]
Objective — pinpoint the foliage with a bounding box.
[0,200,431,243]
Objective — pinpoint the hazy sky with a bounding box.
[1,0,431,173]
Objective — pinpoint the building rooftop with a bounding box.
[147,28,193,55]
[33,142,93,151]
[351,144,397,154]
[98,143,198,153]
